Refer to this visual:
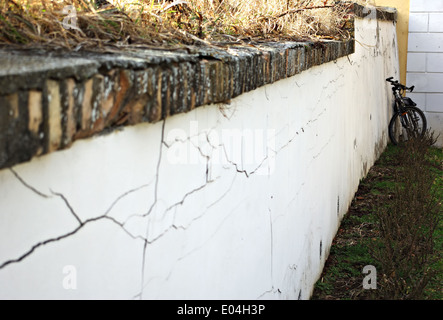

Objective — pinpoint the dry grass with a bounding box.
[0,0,375,51]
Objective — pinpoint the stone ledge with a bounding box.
[0,3,397,170]
[353,3,398,21]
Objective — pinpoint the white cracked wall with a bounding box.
[0,16,398,300]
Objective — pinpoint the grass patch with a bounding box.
[312,136,442,300]
[1,0,374,51]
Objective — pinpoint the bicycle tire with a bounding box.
[388,106,427,145]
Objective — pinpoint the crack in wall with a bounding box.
[138,197,245,298]
[218,103,238,120]
[257,287,281,299]
[162,121,273,179]
[144,182,214,244]
[104,182,154,216]
[137,118,221,298]
[210,134,273,178]
[135,173,237,299]
[257,264,298,299]
[312,135,334,160]
[221,144,258,178]
[269,110,334,226]
[144,119,166,219]
[267,72,345,157]
[269,107,327,156]
[264,73,346,176]
[0,171,150,271]
[0,17,399,298]
[134,119,166,299]
[141,70,348,298]
[50,191,82,226]
[9,168,50,198]
[0,215,101,270]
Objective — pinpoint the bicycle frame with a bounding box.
[391,87,409,128]
[392,86,407,113]
[386,77,426,144]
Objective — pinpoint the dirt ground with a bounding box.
[311,144,442,300]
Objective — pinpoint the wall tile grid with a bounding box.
[0,3,396,170]
[407,0,443,114]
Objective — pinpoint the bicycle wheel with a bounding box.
[388,106,427,145]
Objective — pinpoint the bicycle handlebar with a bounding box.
[386,77,415,92]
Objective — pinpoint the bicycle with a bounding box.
[386,77,427,145]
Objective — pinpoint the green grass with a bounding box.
[312,143,442,300]
[424,147,443,299]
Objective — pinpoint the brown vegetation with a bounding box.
[1,0,374,51]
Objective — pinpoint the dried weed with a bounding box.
[0,0,375,51]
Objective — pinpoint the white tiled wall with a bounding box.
[410,0,443,12]
[407,0,443,145]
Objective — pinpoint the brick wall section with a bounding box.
[407,0,443,114]
[0,3,396,170]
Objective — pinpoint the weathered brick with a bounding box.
[145,68,162,123]
[0,94,20,163]
[0,3,372,170]
[61,79,77,148]
[297,46,306,73]
[169,65,180,115]
[304,44,313,70]
[45,80,62,153]
[244,54,253,92]
[218,62,230,103]
[79,78,93,134]
[0,95,10,167]
[97,70,116,126]
[269,50,279,84]
[170,64,183,114]
[204,61,217,105]
[179,63,190,113]
[160,67,172,118]
[8,94,19,119]
[262,51,271,85]
[127,95,149,125]
[0,93,39,168]
[28,90,42,136]
[191,62,201,109]
[134,70,149,97]
[90,74,105,132]
[107,69,133,126]
[27,90,44,157]
[223,62,232,102]
[127,70,149,124]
